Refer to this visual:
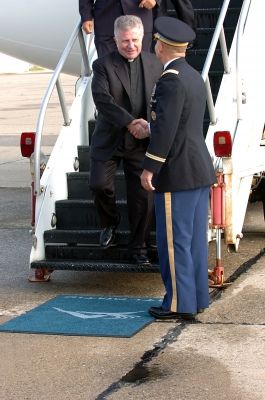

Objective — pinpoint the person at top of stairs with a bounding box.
[79,0,162,56]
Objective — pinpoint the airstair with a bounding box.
[27,0,265,280]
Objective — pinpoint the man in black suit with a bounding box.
[89,15,162,265]
[79,0,162,56]
[131,17,216,318]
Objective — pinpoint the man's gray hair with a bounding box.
[114,15,144,38]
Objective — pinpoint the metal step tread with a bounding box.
[195,7,241,12]
[30,260,160,273]
[56,199,127,205]
[44,229,156,244]
[197,27,235,32]
[45,244,158,262]
[67,170,125,178]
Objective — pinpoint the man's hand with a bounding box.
[139,0,157,10]
[127,119,150,139]
[82,20,93,34]
[141,170,155,191]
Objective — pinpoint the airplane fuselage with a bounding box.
[0,0,82,75]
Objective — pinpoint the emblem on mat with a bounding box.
[53,307,145,319]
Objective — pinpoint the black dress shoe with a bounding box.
[100,226,117,248]
[131,254,151,266]
[149,306,196,321]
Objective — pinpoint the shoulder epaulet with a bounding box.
[161,69,179,77]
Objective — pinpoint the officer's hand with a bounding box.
[82,20,94,34]
[127,119,150,139]
[141,170,155,191]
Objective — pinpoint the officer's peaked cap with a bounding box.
[154,16,195,47]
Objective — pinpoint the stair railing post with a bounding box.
[56,78,71,126]
[201,0,231,81]
[236,0,251,121]
[219,27,230,74]
[34,21,83,196]
[205,76,217,125]
[78,27,93,77]
[78,30,96,146]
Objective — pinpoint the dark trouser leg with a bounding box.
[191,186,211,310]
[89,157,120,228]
[170,0,196,30]
[123,149,154,255]
[94,35,117,58]
[142,32,153,52]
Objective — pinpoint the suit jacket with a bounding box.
[91,51,163,161]
[79,0,161,36]
[143,57,216,192]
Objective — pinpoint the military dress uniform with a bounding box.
[143,17,216,317]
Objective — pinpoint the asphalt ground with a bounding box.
[0,72,265,400]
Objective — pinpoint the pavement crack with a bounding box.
[95,323,186,399]
[94,247,265,399]
[197,321,265,326]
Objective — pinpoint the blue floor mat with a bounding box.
[0,295,162,337]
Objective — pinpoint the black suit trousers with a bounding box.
[171,0,196,30]
[89,138,154,253]
[157,1,196,31]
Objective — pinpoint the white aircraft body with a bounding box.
[0,0,81,75]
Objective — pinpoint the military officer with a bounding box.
[137,17,216,320]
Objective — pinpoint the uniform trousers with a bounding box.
[154,186,210,313]
[89,141,154,254]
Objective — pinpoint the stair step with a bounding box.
[67,170,127,200]
[190,0,243,8]
[30,260,160,273]
[45,245,158,262]
[196,8,242,29]
[77,146,125,172]
[186,48,223,72]
[55,199,155,230]
[77,145,91,172]
[195,28,234,49]
[44,229,156,245]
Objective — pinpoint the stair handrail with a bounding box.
[201,0,231,125]
[34,20,92,196]
[236,0,251,121]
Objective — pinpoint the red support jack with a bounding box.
[209,169,231,288]
[28,268,52,282]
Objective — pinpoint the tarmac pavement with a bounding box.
[0,72,265,400]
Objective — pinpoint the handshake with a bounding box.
[127,118,150,139]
